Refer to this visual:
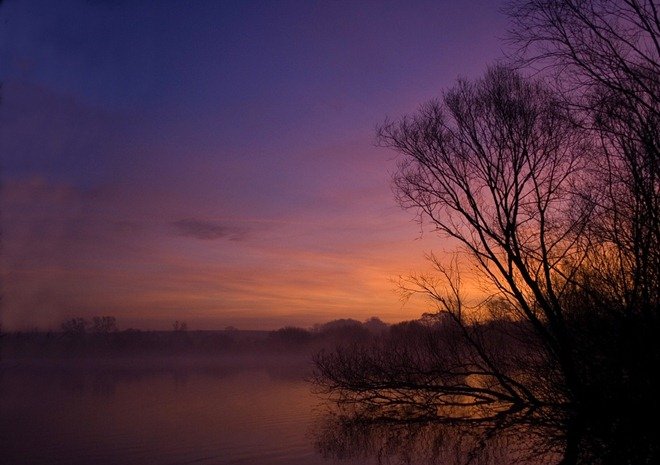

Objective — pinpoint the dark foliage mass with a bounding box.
[0,316,390,359]
[312,1,659,464]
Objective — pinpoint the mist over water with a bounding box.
[1,316,655,465]
[0,354,368,465]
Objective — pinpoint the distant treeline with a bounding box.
[0,315,484,359]
[0,313,528,360]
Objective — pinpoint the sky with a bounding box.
[0,0,508,330]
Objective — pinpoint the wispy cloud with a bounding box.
[171,218,247,241]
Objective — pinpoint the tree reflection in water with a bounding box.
[312,390,660,465]
[313,407,566,465]
[310,321,566,465]
[310,316,660,465]
[314,400,660,465]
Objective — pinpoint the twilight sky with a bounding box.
[0,0,508,330]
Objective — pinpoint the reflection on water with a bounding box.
[0,357,370,465]
[311,407,564,465]
[3,356,656,465]
[309,334,660,465]
[315,413,576,465]
[310,394,660,465]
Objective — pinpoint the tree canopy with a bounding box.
[313,2,659,464]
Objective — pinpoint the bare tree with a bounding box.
[313,3,659,463]
[378,66,590,400]
[506,0,660,315]
[314,65,649,464]
[313,67,587,447]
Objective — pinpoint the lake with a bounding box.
[0,356,371,465]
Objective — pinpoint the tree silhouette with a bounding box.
[92,316,118,334]
[61,317,89,337]
[381,65,588,401]
[315,67,581,434]
[313,4,660,460]
[172,320,188,332]
[506,0,660,316]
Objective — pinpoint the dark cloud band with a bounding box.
[171,218,246,241]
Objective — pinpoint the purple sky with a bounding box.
[0,0,508,330]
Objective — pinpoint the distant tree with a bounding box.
[386,319,429,341]
[316,318,370,343]
[92,316,118,334]
[172,320,188,332]
[418,311,453,328]
[316,318,363,333]
[61,317,89,336]
[269,326,312,346]
[363,316,388,334]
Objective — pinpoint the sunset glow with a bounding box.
[0,0,507,330]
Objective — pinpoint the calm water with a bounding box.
[0,357,368,465]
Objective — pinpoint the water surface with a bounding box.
[0,357,367,465]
